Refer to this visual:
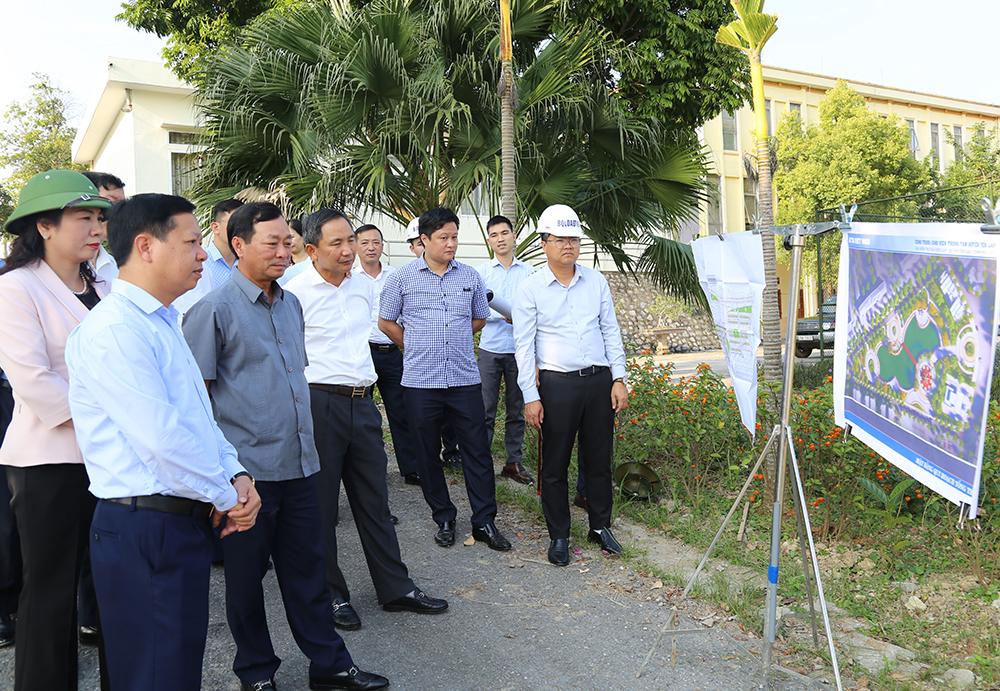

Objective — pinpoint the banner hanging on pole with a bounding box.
[833,222,1000,517]
[692,231,765,437]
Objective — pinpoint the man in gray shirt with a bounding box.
[183,202,387,691]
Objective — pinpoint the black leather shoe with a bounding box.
[79,624,99,646]
[241,679,276,691]
[310,666,389,690]
[389,514,399,525]
[403,472,420,486]
[382,589,448,614]
[548,538,569,566]
[472,522,512,551]
[331,597,361,631]
[588,527,623,555]
[435,520,456,547]
[0,613,13,648]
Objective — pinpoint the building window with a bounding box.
[930,123,940,166]
[765,99,772,137]
[743,177,757,230]
[789,102,802,118]
[168,131,199,145]
[906,119,918,158]
[721,111,737,151]
[171,152,201,198]
[707,175,723,236]
[954,125,964,159]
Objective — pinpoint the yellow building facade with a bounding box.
[700,65,1000,323]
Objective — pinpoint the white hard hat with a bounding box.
[536,204,582,238]
[405,217,421,241]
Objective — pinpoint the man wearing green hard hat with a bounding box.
[0,169,113,690]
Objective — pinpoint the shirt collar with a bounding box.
[206,239,237,268]
[94,245,115,270]
[489,255,525,269]
[416,255,457,273]
[114,278,175,317]
[232,267,284,304]
[541,262,581,287]
[306,261,354,288]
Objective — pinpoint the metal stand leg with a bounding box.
[789,450,820,646]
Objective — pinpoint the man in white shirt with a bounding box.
[512,204,629,567]
[355,223,420,484]
[285,209,447,632]
[476,215,534,484]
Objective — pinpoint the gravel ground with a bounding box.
[0,451,816,691]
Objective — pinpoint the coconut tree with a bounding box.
[716,0,780,381]
[194,0,710,303]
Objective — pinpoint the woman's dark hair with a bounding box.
[0,210,99,289]
[289,218,303,235]
[418,207,460,240]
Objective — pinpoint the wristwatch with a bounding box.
[613,377,626,385]
[231,471,255,485]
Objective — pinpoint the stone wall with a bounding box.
[603,272,721,354]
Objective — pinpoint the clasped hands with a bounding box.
[213,476,262,537]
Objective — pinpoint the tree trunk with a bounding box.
[500,62,516,222]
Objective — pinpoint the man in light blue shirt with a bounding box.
[476,215,534,485]
[173,198,244,316]
[512,204,629,567]
[66,193,261,690]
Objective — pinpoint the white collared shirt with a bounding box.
[512,263,627,403]
[284,263,377,386]
[355,262,395,344]
[92,245,118,286]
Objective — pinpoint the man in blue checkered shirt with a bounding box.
[379,208,512,552]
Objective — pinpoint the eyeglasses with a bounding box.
[547,237,580,248]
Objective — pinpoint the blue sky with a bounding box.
[0,0,997,130]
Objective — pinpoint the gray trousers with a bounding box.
[477,349,525,466]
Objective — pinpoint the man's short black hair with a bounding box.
[303,209,352,247]
[486,215,513,233]
[354,223,383,241]
[82,171,125,192]
[227,202,284,254]
[107,193,195,266]
[418,207,459,240]
[213,198,244,223]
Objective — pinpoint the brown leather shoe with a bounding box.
[573,493,588,510]
[501,462,533,485]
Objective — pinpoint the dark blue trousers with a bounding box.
[90,499,212,691]
[369,344,419,476]
[404,385,498,527]
[223,477,353,684]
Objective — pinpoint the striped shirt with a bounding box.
[379,256,490,388]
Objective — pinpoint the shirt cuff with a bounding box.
[522,387,540,404]
[611,365,627,381]
[212,485,241,513]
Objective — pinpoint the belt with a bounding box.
[369,343,398,354]
[102,495,213,518]
[309,382,373,398]
[547,365,609,377]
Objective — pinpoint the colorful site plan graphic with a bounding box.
[693,231,765,437]
[833,223,1000,516]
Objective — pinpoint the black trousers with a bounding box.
[0,383,21,617]
[369,344,419,477]
[404,385,498,528]
[223,477,353,684]
[310,389,414,604]
[7,463,97,691]
[538,368,615,539]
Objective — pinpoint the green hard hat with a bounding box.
[4,170,113,235]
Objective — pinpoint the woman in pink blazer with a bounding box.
[0,171,112,691]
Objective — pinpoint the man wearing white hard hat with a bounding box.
[512,204,628,567]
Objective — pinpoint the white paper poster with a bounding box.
[692,232,765,437]
[833,223,1000,517]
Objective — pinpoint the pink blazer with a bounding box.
[0,260,110,467]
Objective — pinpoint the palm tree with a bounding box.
[716,0,780,381]
[194,0,709,303]
[498,0,516,222]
